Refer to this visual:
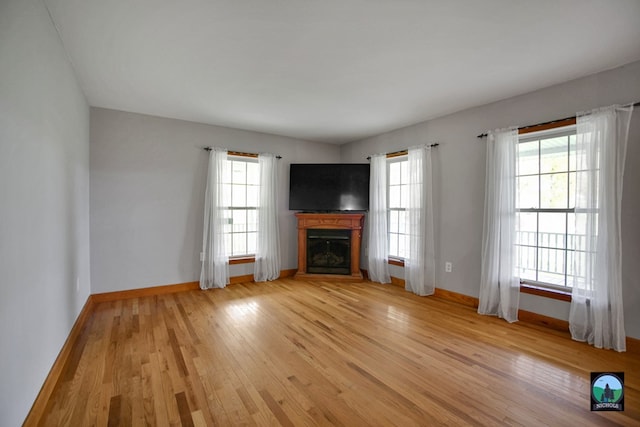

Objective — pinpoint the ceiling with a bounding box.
[44,0,640,144]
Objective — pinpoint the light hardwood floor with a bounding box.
[37,279,639,426]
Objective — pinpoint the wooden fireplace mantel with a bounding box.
[295,212,365,281]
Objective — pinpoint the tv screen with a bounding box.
[289,163,370,211]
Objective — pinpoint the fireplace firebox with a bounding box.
[306,229,351,274]
[294,213,364,280]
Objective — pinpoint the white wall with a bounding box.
[341,61,640,340]
[90,108,340,293]
[0,1,91,425]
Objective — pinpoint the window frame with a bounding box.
[223,154,260,259]
[386,154,409,261]
[516,124,578,293]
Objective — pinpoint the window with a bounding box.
[387,156,409,259]
[516,126,578,289]
[222,156,259,257]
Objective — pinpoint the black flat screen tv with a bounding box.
[289,163,370,212]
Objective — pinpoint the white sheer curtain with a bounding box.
[404,146,435,296]
[569,105,633,352]
[200,148,230,289]
[478,128,520,322]
[254,153,281,282]
[367,153,391,283]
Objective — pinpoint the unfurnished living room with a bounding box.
[2,1,640,426]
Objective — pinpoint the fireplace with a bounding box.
[306,229,351,274]
[295,213,364,280]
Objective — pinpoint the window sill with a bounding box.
[229,256,255,265]
[520,282,572,302]
[388,258,405,267]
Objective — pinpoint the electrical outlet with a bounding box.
[445,262,452,273]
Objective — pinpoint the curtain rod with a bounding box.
[203,147,281,159]
[476,101,640,139]
[366,143,439,160]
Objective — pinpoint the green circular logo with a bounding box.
[592,373,623,403]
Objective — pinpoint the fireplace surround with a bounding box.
[294,212,364,280]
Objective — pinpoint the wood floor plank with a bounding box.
[107,395,121,427]
[37,279,640,426]
[175,391,195,427]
